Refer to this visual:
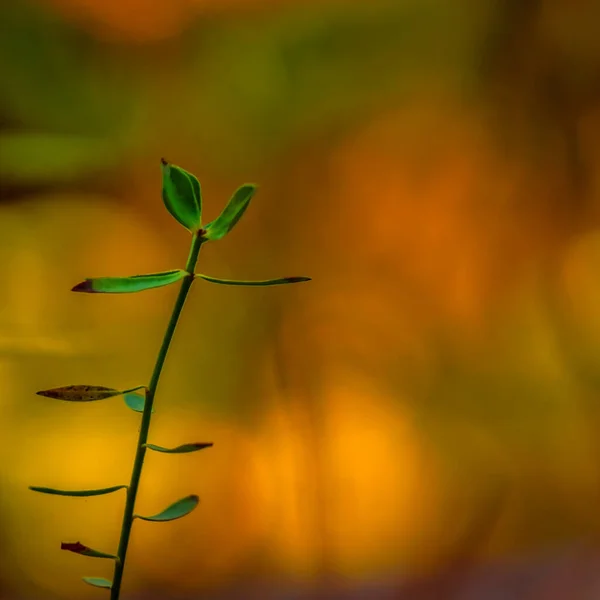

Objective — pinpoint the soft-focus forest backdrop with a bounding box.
[2,1,600,599]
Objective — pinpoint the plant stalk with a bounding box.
[110,231,204,599]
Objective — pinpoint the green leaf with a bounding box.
[123,392,153,414]
[36,385,121,402]
[196,274,311,286]
[135,495,199,522]
[161,158,202,231]
[201,184,256,241]
[123,392,144,413]
[72,270,186,294]
[145,442,213,454]
[82,577,112,589]
[29,485,127,497]
[61,541,118,561]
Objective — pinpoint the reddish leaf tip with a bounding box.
[287,276,311,283]
[160,157,168,166]
[71,280,94,293]
[35,389,61,398]
[61,541,87,554]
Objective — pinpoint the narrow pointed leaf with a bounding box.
[61,541,118,560]
[121,385,146,394]
[72,269,186,294]
[145,442,213,454]
[29,485,127,497]
[161,158,202,231]
[36,385,121,402]
[202,184,256,241]
[135,494,199,522]
[196,274,311,287]
[82,577,112,589]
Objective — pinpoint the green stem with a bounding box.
[110,232,203,600]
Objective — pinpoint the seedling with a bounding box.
[30,159,310,599]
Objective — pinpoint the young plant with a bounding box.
[30,159,310,599]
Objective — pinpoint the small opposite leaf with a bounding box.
[29,485,127,497]
[135,494,199,522]
[36,385,121,402]
[72,270,186,294]
[61,542,118,561]
[161,158,202,231]
[123,392,151,413]
[196,274,311,287]
[201,184,256,241]
[82,577,112,589]
[145,442,213,454]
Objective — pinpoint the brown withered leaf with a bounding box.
[36,385,122,402]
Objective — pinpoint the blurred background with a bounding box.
[1,0,600,598]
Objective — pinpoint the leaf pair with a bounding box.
[161,158,255,239]
[72,270,311,294]
[30,447,211,497]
